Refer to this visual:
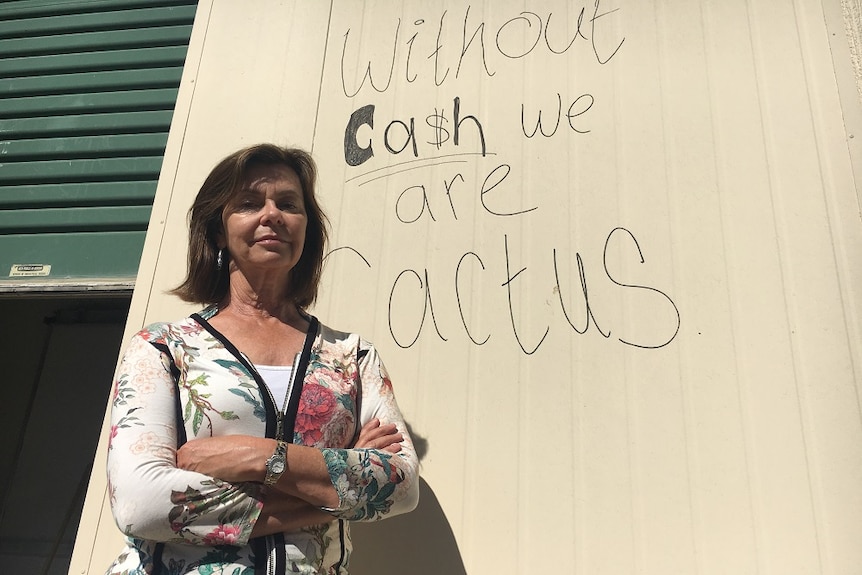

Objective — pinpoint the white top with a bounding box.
[255,364,294,411]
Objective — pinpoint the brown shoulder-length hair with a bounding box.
[170,143,330,308]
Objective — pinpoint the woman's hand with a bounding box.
[252,490,334,537]
[354,418,403,453]
[176,435,270,483]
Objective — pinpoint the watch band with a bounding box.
[264,440,287,486]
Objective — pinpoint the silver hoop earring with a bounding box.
[217,249,224,271]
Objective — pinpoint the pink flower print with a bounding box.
[295,383,337,445]
[203,523,242,545]
[108,425,119,449]
[378,363,394,392]
[315,367,352,394]
[371,454,403,484]
[321,408,355,447]
[132,376,156,394]
[130,431,157,455]
[178,322,202,335]
[130,358,162,393]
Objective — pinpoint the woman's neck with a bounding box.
[219,271,302,326]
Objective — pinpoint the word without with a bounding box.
[340,1,626,97]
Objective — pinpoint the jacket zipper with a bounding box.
[267,537,276,575]
[246,351,301,575]
[242,351,301,441]
[275,352,302,441]
[190,311,317,575]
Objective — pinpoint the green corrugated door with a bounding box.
[0,0,197,289]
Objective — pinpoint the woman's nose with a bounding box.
[260,200,282,225]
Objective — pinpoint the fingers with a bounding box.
[363,435,403,451]
[381,442,403,454]
[358,429,402,449]
[355,418,404,451]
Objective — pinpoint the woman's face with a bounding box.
[218,163,308,278]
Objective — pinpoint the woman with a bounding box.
[106,144,419,574]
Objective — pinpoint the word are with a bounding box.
[394,163,536,223]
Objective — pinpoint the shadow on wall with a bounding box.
[349,477,466,575]
[350,425,466,575]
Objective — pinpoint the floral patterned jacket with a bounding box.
[105,306,419,575]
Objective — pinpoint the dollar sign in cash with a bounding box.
[426,109,451,149]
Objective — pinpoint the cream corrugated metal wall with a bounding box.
[71,1,862,574]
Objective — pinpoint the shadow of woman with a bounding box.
[348,477,467,575]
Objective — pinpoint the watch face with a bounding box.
[271,459,285,474]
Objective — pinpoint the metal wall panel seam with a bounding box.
[0,25,193,57]
[0,5,197,39]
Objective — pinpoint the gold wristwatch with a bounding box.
[264,440,287,486]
